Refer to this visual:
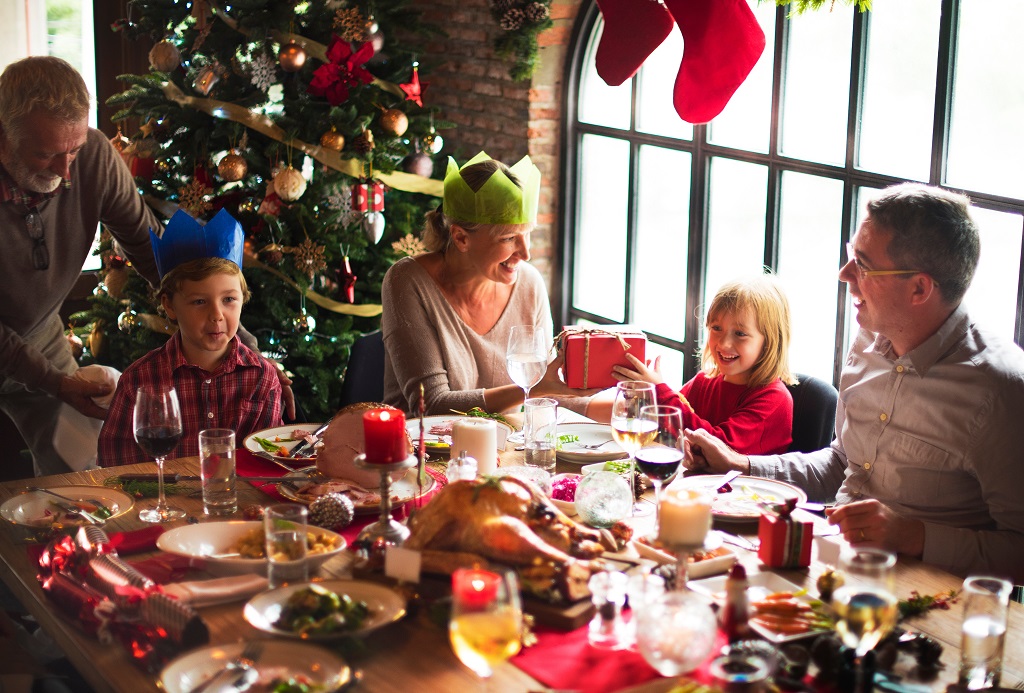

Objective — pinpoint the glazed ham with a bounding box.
[316,402,414,488]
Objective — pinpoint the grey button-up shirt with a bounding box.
[751,305,1024,580]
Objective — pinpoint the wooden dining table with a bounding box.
[0,440,1021,692]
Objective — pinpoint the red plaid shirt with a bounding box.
[0,164,71,207]
[98,333,283,466]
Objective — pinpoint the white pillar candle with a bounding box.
[451,418,498,476]
[658,487,713,547]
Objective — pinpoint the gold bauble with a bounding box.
[109,132,130,154]
[155,158,172,174]
[279,42,307,72]
[149,39,181,72]
[379,109,409,137]
[319,128,345,152]
[274,166,307,201]
[89,322,106,360]
[104,267,129,300]
[218,152,248,182]
[238,198,259,214]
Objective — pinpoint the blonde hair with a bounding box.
[158,257,251,305]
[422,159,531,253]
[0,56,90,141]
[700,275,796,388]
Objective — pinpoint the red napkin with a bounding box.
[338,467,448,544]
[110,525,164,554]
[512,621,727,693]
[235,448,292,502]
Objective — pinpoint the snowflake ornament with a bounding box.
[290,237,327,278]
[249,53,276,91]
[392,233,428,257]
[325,184,361,226]
[178,178,213,217]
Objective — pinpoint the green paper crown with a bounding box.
[442,151,541,225]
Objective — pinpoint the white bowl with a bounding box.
[156,520,346,576]
[550,473,581,516]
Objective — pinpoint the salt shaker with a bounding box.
[589,570,630,650]
[446,450,478,482]
[723,562,751,643]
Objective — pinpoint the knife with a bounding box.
[287,419,333,458]
[117,474,292,484]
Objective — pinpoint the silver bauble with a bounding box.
[117,309,139,334]
[363,212,386,244]
[292,310,316,333]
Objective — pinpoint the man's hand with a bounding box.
[683,428,751,474]
[57,375,111,420]
[269,360,296,421]
[826,499,925,558]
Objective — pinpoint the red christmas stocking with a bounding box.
[662,0,766,123]
[594,0,675,86]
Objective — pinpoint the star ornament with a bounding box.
[400,64,427,108]
[307,36,375,106]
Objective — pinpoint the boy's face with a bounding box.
[161,272,243,361]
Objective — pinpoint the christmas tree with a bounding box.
[73,0,450,421]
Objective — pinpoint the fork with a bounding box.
[26,487,106,525]
[575,439,615,450]
[191,641,262,693]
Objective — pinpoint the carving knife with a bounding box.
[287,419,333,458]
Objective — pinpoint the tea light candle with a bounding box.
[452,418,497,475]
[452,568,500,608]
[363,408,408,464]
[659,487,713,547]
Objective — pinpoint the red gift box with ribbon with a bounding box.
[352,181,385,212]
[757,500,812,569]
[562,326,646,389]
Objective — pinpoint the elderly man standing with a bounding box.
[686,183,1024,581]
[0,56,165,476]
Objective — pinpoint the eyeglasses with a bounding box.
[845,243,919,280]
[25,210,49,270]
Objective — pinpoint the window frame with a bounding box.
[559,0,1024,387]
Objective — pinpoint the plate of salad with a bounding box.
[244,424,324,461]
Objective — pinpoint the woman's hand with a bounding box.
[612,353,664,386]
[532,348,602,398]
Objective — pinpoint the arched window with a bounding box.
[561,0,1024,388]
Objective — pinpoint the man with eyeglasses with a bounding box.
[685,183,1024,581]
[0,56,167,476]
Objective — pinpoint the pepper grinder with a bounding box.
[588,570,630,650]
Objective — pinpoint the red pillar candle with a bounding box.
[452,568,500,609]
[363,408,408,463]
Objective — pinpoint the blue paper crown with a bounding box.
[150,208,244,279]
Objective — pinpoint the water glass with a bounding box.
[588,570,630,650]
[523,397,558,474]
[635,591,718,676]
[199,428,237,516]
[958,575,1012,689]
[264,504,308,588]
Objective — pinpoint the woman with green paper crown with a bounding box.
[382,152,588,416]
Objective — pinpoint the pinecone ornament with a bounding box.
[500,8,526,31]
[525,2,549,22]
[353,129,375,155]
[309,493,355,531]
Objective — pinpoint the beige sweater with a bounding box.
[382,256,552,415]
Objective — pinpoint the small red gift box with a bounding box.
[757,509,812,569]
[352,181,385,212]
[562,326,646,389]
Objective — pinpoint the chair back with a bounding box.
[786,373,839,453]
[338,330,385,406]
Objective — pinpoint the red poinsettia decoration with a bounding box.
[307,37,375,106]
[400,63,427,108]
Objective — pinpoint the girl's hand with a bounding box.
[612,353,664,386]
[533,348,602,397]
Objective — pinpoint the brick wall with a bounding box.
[413,0,585,296]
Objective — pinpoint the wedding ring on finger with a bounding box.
[857,528,866,542]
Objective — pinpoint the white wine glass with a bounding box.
[133,384,186,522]
[610,381,657,516]
[449,568,522,688]
[832,547,898,690]
[637,405,684,533]
[506,325,549,444]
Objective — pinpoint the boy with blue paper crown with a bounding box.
[98,209,282,465]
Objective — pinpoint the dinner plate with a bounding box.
[277,466,435,513]
[405,414,514,455]
[160,640,352,693]
[688,571,828,643]
[243,423,324,461]
[244,579,407,639]
[555,422,628,463]
[155,520,346,577]
[0,486,134,529]
[632,537,738,580]
[666,475,807,521]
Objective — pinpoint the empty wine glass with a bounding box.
[449,568,522,688]
[133,384,185,522]
[506,325,549,444]
[637,405,683,533]
[610,381,657,516]
[832,547,898,691]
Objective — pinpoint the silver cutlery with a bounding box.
[288,419,333,459]
[25,487,106,525]
[574,439,615,450]
[190,640,262,693]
